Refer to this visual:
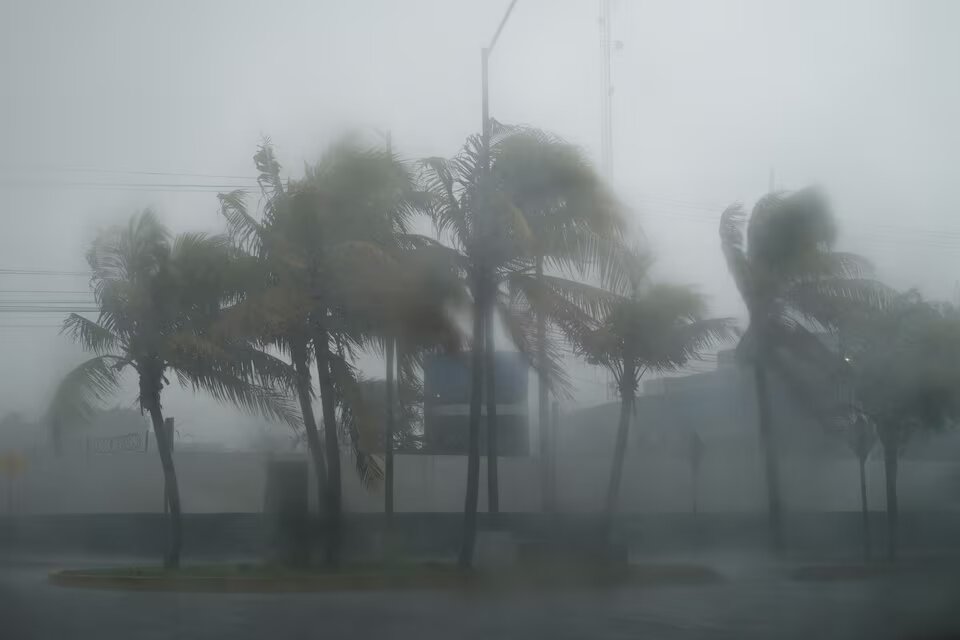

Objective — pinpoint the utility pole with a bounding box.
[382,130,396,528]
[480,0,517,517]
[163,417,174,514]
[599,0,618,404]
[599,0,614,181]
[462,1,519,567]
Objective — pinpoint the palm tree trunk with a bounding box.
[858,454,871,561]
[313,332,342,569]
[484,293,499,515]
[535,255,551,513]
[752,360,784,553]
[883,438,899,561]
[459,285,485,569]
[141,381,181,569]
[384,335,396,526]
[290,338,327,521]
[604,364,634,522]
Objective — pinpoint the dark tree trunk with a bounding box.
[752,360,784,553]
[384,335,396,526]
[141,375,181,569]
[459,284,485,569]
[550,400,559,513]
[485,292,499,516]
[858,454,871,560]
[604,362,635,523]
[883,438,899,561]
[691,462,700,516]
[314,333,342,569]
[535,255,552,513]
[290,338,327,521]
[51,418,63,457]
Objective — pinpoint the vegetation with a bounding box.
[219,139,460,567]
[50,211,297,568]
[841,293,960,559]
[718,187,885,552]
[557,246,736,524]
[43,121,960,575]
[420,123,625,566]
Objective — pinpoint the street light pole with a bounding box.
[481,0,518,161]
[480,0,517,517]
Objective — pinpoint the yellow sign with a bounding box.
[0,452,25,477]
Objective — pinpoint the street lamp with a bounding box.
[476,0,518,518]
[481,0,518,170]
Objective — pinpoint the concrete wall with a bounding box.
[4,444,960,517]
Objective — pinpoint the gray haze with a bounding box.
[1,0,958,440]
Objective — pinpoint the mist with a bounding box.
[3,1,960,638]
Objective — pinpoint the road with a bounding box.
[2,556,960,639]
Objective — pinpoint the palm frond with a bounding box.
[513,272,619,321]
[61,313,121,356]
[497,298,573,399]
[218,190,266,256]
[667,317,740,366]
[173,359,300,426]
[326,351,384,490]
[719,203,753,300]
[418,156,471,247]
[87,209,169,292]
[48,355,127,425]
[786,277,894,329]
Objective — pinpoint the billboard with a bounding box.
[423,351,529,455]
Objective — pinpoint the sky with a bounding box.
[1,0,959,441]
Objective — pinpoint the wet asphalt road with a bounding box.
[2,556,960,639]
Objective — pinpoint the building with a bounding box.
[423,351,529,455]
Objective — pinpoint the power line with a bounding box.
[0,307,97,313]
[0,181,259,192]
[0,325,63,329]
[9,166,259,181]
[0,269,89,276]
[0,290,92,294]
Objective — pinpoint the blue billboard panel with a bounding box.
[423,352,529,455]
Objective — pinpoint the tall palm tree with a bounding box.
[843,293,960,559]
[843,411,876,560]
[488,129,624,511]
[221,138,424,566]
[719,187,883,552]
[559,248,736,525]
[421,123,607,566]
[50,211,296,568]
[361,244,464,527]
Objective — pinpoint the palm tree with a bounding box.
[844,293,960,560]
[365,245,464,527]
[843,411,876,559]
[220,144,332,546]
[421,124,612,566]
[50,211,296,568]
[221,138,425,566]
[559,248,736,525]
[488,129,624,511]
[719,187,882,552]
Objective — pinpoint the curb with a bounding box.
[48,563,723,593]
[49,570,474,593]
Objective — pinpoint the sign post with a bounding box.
[163,417,174,514]
[0,452,26,514]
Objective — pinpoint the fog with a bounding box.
[1,0,958,429]
[5,2,960,638]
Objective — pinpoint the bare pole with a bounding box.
[599,0,613,181]
[462,0,519,565]
[480,0,518,518]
